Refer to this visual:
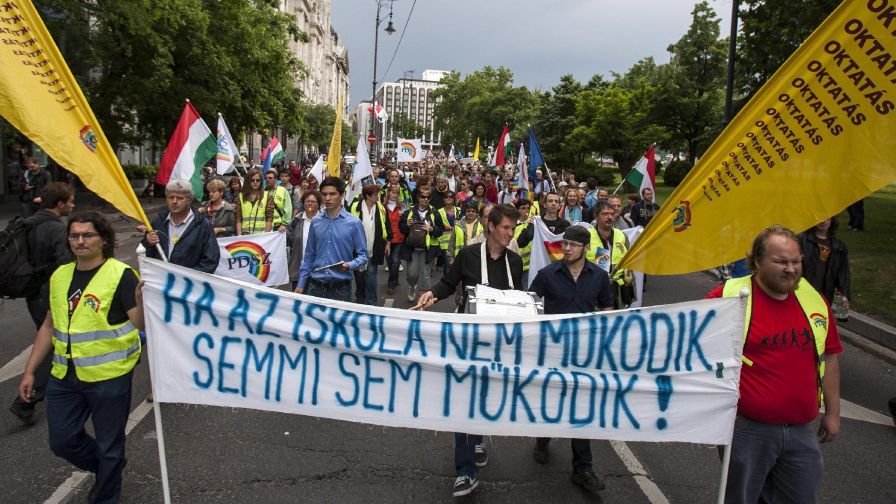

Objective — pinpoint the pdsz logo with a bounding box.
[227,252,271,270]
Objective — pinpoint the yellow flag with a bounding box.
[326,95,343,177]
[473,137,480,161]
[0,1,149,225]
[620,1,896,275]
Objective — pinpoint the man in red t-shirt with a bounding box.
[706,225,842,503]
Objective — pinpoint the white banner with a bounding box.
[396,138,423,162]
[214,232,289,286]
[141,258,744,444]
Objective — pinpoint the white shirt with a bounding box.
[166,209,195,254]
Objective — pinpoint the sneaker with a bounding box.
[407,287,417,303]
[399,263,404,271]
[571,469,605,493]
[533,439,550,464]
[452,475,479,497]
[9,402,36,425]
[474,443,488,467]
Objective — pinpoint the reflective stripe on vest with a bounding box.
[53,321,137,344]
[240,192,270,234]
[437,207,459,250]
[49,259,141,382]
[350,201,388,241]
[722,276,829,404]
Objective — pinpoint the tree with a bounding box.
[391,112,427,140]
[432,66,537,154]
[651,1,727,162]
[735,0,840,109]
[532,74,582,168]
[34,0,308,149]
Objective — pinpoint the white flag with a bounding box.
[527,217,564,287]
[308,155,325,184]
[396,138,423,162]
[214,232,289,287]
[215,114,240,175]
[352,136,373,188]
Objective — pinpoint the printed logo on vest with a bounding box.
[83,294,102,312]
[809,312,827,330]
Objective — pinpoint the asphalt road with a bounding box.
[1,226,895,503]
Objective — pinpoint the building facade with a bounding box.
[373,69,448,155]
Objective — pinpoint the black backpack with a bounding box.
[0,214,55,299]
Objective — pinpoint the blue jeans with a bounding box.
[455,432,483,477]
[536,437,592,472]
[722,416,823,504]
[387,244,402,289]
[353,265,378,305]
[306,280,352,302]
[47,370,133,504]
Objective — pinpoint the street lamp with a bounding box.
[372,0,397,164]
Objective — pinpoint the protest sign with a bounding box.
[141,257,744,444]
[621,1,896,274]
[214,232,289,286]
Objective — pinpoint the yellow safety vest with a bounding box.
[529,200,541,218]
[350,200,389,241]
[722,276,829,405]
[240,191,270,234]
[587,227,628,284]
[513,222,532,271]
[462,219,483,245]
[49,260,141,382]
[437,207,461,251]
[269,186,292,227]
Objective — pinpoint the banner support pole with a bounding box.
[718,288,749,504]
[139,243,172,504]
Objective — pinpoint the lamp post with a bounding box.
[372,0,396,164]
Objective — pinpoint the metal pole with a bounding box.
[723,0,740,125]
[372,2,381,164]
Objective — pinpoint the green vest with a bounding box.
[350,200,388,240]
[240,191,270,234]
[269,186,292,227]
[587,227,627,284]
[722,276,829,404]
[513,222,532,271]
[49,259,141,382]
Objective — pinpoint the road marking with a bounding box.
[609,440,670,504]
[44,400,154,504]
[0,344,32,383]
[824,399,893,427]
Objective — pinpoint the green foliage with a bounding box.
[652,1,727,162]
[662,159,693,187]
[531,74,582,168]
[735,0,840,110]
[569,159,616,187]
[432,66,537,152]
[391,112,428,140]
[35,0,307,149]
[121,164,159,179]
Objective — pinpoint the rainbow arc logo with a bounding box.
[224,241,272,283]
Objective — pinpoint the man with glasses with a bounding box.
[296,177,368,302]
[19,212,144,503]
[399,186,445,303]
[528,225,613,495]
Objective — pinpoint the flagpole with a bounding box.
[527,124,558,193]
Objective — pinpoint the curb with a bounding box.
[838,311,896,354]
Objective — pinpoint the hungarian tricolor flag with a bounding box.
[495,125,511,167]
[261,136,285,173]
[626,145,656,194]
[158,101,216,198]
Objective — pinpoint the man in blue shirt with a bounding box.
[528,225,614,495]
[296,177,368,302]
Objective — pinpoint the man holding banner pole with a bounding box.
[707,226,842,503]
[529,225,614,494]
[417,204,523,498]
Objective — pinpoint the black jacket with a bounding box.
[798,232,850,301]
[143,209,220,273]
[398,206,445,263]
[24,210,70,300]
[349,201,392,265]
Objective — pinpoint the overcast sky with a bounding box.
[332,0,735,107]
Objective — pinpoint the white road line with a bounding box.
[44,400,154,504]
[609,440,671,504]
[825,399,894,426]
[0,344,32,383]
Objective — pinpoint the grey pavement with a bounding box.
[1,198,895,503]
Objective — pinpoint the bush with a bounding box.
[663,160,693,187]
[571,159,616,187]
[121,164,159,179]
